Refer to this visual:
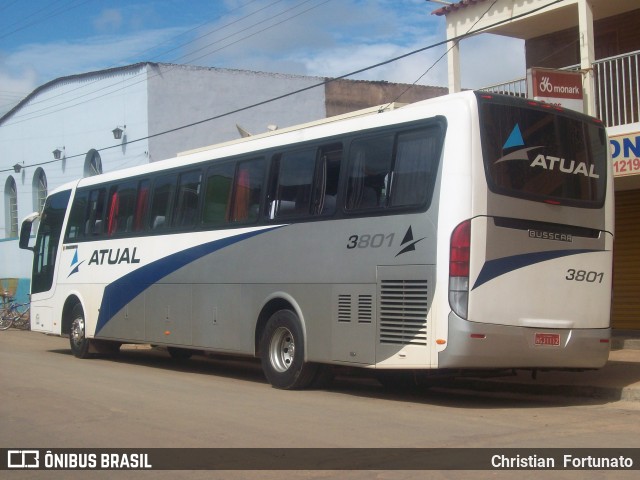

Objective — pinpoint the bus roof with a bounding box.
[177,103,406,157]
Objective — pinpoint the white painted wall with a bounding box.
[0,65,150,286]
[146,64,327,160]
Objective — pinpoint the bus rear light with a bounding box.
[449,220,471,319]
[599,338,610,343]
[470,334,486,339]
[450,220,471,277]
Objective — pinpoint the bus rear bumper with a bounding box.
[438,313,610,370]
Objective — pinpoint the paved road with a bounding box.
[1,330,638,479]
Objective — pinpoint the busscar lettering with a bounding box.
[528,230,573,242]
[88,247,140,266]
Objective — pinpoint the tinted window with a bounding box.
[106,181,137,236]
[267,143,342,219]
[268,149,316,218]
[390,129,441,207]
[202,163,235,226]
[32,190,71,294]
[478,97,607,207]
[149,174,177,230]
[133,180,150,232]
[345,127,442,212]
[346,134,394,211]
[229,158,264,223]
[86,188,106,236]
[66,190,89,242]
[314,144,342,215]
[173,170,202,228]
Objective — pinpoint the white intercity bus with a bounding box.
[20,91,614,389]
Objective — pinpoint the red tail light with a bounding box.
[449,220,471,319]
[450,220,471,277]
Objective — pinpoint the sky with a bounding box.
[0,0,526,117]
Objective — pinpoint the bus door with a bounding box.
[20,189,71,331]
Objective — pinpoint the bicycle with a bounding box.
[0,293,30,331]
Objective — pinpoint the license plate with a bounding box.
[535,333,561,346]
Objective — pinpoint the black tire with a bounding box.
[69,304,91,359]
[259,309,318,390]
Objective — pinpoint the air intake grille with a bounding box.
[358,295,373,324]
[336,294,373,323]
[379,279,429,345]
[338,295,351,322]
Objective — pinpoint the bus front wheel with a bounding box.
[259,309,318,390]
[69,304,91,359]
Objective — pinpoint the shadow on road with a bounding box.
[48,344,614,410]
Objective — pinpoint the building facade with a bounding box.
[433,0,640,331]
[0,62,446,300]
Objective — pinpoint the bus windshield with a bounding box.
[31,189,71,295]
[477,94,608,208]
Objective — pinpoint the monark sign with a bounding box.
[527,68,584,113]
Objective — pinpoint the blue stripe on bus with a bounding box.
[471,249,599,291]
[95,227,282,335]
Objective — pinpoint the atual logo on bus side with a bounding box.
[495,124,599,178]
[68,247,140,278]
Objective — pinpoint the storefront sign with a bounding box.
[527,68,584,113]
[610,131,640,177]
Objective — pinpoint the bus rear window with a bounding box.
[478,97,607,208]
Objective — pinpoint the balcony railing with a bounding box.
[480,78,527,97]
[594,50,639,127]
[480,49,640,128]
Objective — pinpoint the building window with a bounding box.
[4,176,18,238]
[33,168,48,213]
[84,149,103,177]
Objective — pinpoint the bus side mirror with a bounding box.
[19,212,40,251]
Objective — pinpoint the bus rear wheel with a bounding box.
[69,304,91,359]
[260,309,318,390]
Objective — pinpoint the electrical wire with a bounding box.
[381,0,500,109]
[0,0,565,173]
[0,0,94,40]
[2,0,327,124]
[3,0,279,114]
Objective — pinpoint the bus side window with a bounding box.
[119,183,139,233]
[345,135,394,211]
[107,188,119,236]
[86,188,106,236]
[107,181,138,236]
[149,174,177,230]
[134,180,150,232]
[173,170,202,228]
[230,158,264,223]
[267,149,316,219]
[314,143,342,215]
[65,190,89,242]
[202,163,234,227]
[389,128,441,208]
